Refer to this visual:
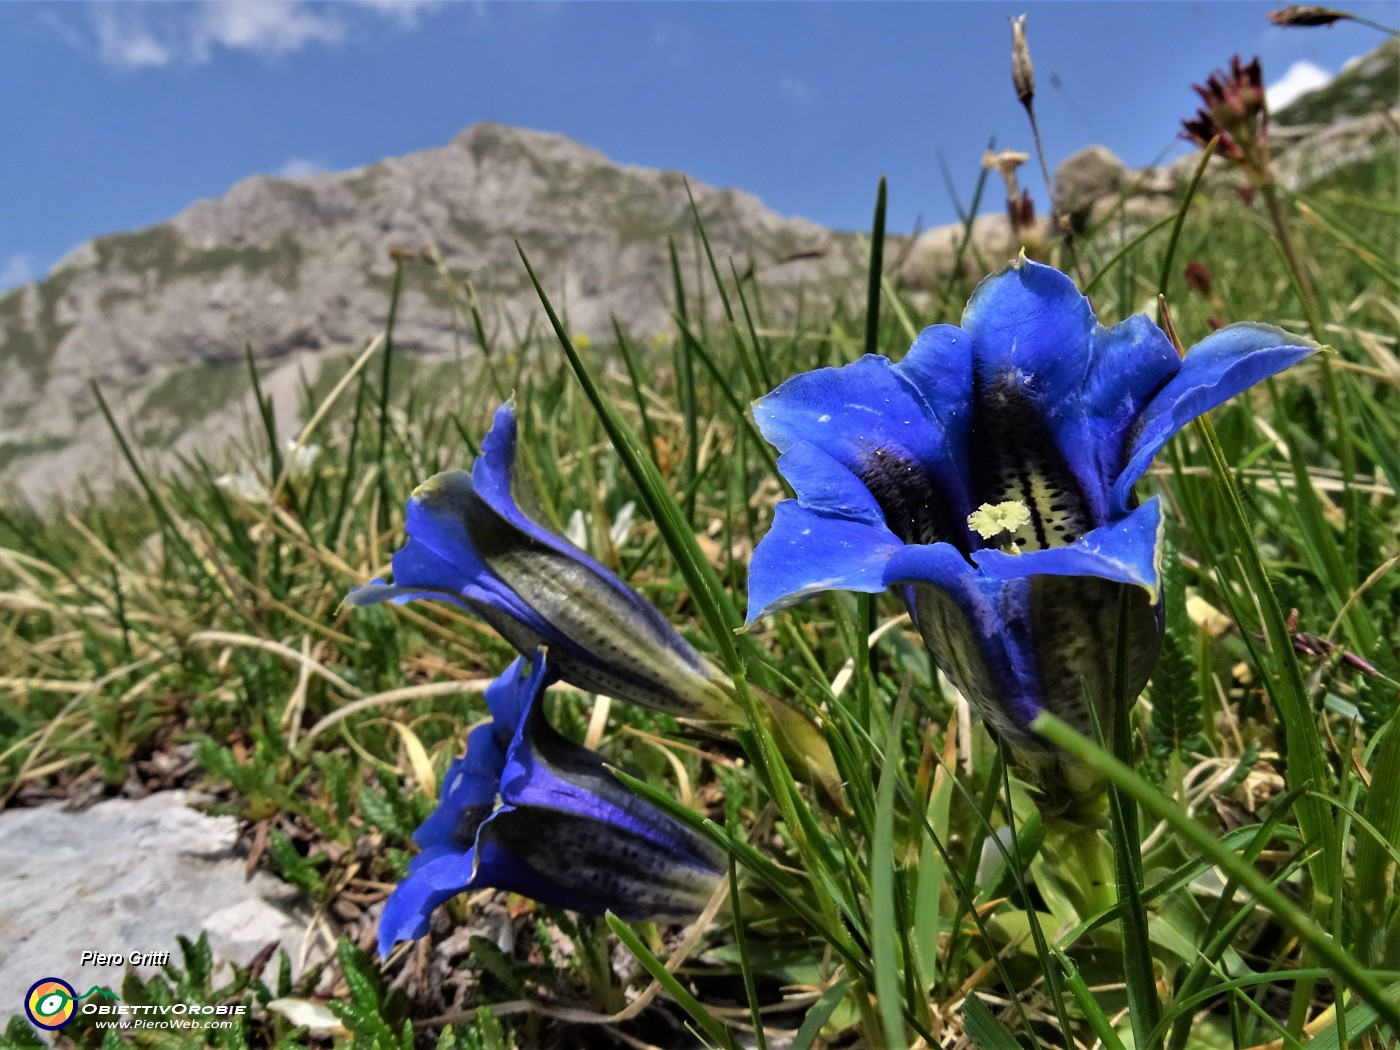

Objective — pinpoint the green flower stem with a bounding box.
[1043,818,1117,925]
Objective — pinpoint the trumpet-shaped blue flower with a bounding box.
[346,403,740,723]
[378,652,725,956]
[747,258,1313,794]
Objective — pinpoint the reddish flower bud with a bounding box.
[1183,261,1214,297]
[1009,188,1036,232]
[1181,55,1272,181]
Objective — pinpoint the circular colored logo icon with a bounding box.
[25,978,77,1030]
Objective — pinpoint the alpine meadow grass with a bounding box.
[2,25,1399,1050]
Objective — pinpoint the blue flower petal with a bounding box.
[377,848,478,956]
[342,579,434,608]
[492,652,723,875]
[466,829,619,910]
[753,349,975,535]
[891,323,976,513]
[412,720,506,850]
[747,500,901,622]
[890,324,976,450]
[776,442,889,526]
[471,401,525,519]
[473,403,650,595]
[347,402,741,721]
[498,684,660,836]
[400,475,545,615]
[377,647,724,953]
[1112,323,1315,512]
[342,473,544,629]
[1062,314,1180,518]
[409,658,538,854]
[961,260,1180,521]
[881,543,1045,739]
[972,498,1164,601]
[961,259,1098,410]
[468,408,723,705]
[475,809,720,919]
[482,655,536,738]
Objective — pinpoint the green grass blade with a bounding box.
[1155,138,1217,297]
[1192,415,1336,893]
[1108,592,1161,1047]
[375,258,406,527]
[961,992,1023,1050]
[609,317,660,461]
[864,177,887,359]
[1306,982,1400,1050]
[606,913,736,1050]
[725,852,767,1050]
[1053,948,1128,1050]
[791,980,849,1050]
[88,383,207,582]
[516,245,741,649]
[871,688,909,1050]
[1081,211,1177,297]
[1355,709,1400,965]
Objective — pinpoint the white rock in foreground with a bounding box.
[0,791,326,1020]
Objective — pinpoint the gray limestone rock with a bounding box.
[1054,145,1128,231]
[0,791,327,1022]
[899,213,1053,286]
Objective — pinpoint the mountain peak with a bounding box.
[0,123,864,505]
[451,121,610,165]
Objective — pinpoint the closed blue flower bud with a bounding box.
[746,258,1314,796]
[378,652,725,956]
[347,403,741,722]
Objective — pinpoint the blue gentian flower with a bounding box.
[746,258,1313,795]
[378,651,725,956]
[346,403,741,723]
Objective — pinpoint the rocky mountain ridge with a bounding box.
[0,122,869,504]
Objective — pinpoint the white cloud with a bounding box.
[190,0,341,61]
[778,75,815,106]
[1266,59,1333,111]
[0,254,33,290]
[93,4,172,68]
[82,0,437,69]
[277,157,328,180]
[348,0,440,28]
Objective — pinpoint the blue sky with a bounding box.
[1,1,1393,292]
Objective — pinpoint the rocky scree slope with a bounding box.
[0,122,869,504]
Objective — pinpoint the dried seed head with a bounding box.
[1010,14,1035,106]
[1267,5,1349,27]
